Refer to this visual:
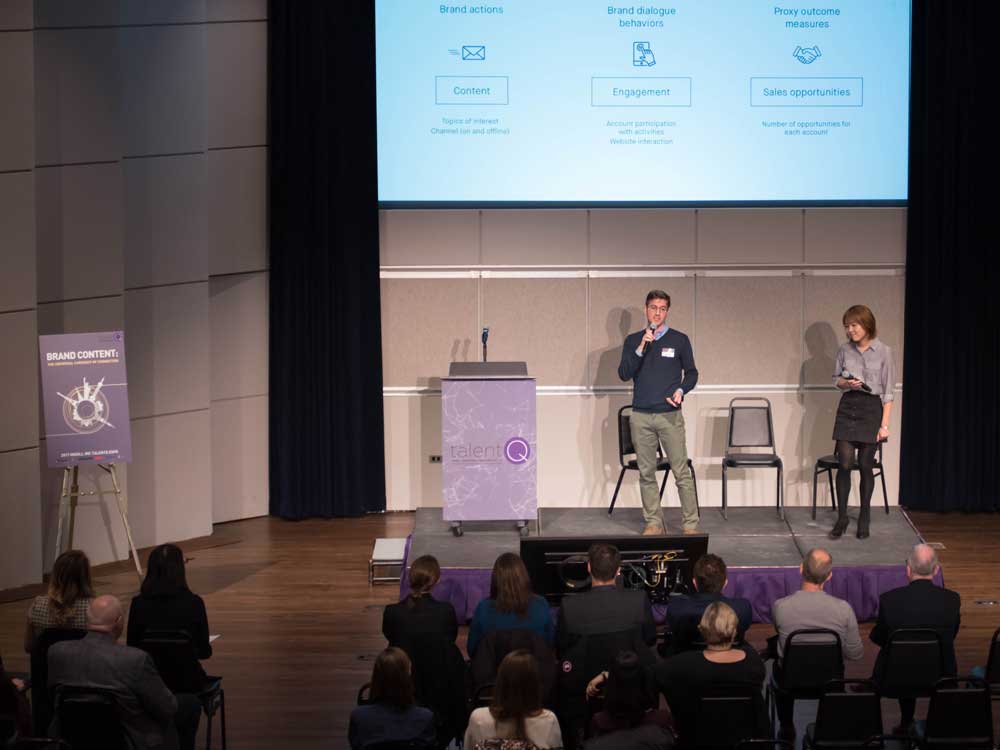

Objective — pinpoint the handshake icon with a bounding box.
[793,45,822,64]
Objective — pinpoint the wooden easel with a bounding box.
[54,463,143,582]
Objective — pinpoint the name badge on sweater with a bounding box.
[662,348,675,358]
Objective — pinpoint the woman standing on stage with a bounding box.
[829,305,895,540]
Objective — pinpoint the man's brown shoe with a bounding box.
[642,523,664,536]
[682,527,700,534]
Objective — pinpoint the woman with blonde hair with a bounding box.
[467,552,554,657]
[24,549,94,652]
[653,602,767,745]
[829,304,896,539]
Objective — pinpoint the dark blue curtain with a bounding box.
[268,1,386,518]
[900,1,998,511]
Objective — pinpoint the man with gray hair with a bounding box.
[870,543,961,733]
[770,548,863,740]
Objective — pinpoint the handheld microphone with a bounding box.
[841,369,872,393]
[641,322,656,354]
[481,327,489,346]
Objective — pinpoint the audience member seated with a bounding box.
[586,650,672,738]
[24,549,94,653]
[465,650,563,750]
[468,553,555,658]
[0,651,31,740]
[126,544,211,750]
[870,543,961,734]
[653,602,767,747]
[556,543,656,658]
[383,555,458,652]
[48,595,180,750]
[664,553,752,655]
[348,647,435,750]
[770,548,863,742]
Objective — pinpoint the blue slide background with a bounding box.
[375,1,910,204]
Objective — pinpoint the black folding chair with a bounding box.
[812,440,890,519]
[913,677,993,749]
[52,685,128,750]
[874,629,944,704]
[722,398,783,519]
[803,680,883,749]
[29,628,87,736]
[692,684,767,749]
[138,630,227,750]
[736,741,794,749]
[608,405,699,516]
[770,629,845,732]
[984,625,1000,698]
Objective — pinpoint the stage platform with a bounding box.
[403,506,937,625]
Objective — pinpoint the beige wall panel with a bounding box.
[380,278,478,387]
[589,209,696,265]
[126,409,213,548]
[124,154,209,288]
[379,210,480,267]
[383,394,442,511]
[0,311,39,451]
[589,276,695,387]
[804,209,906,264]
[695,276,802,385]
[0,172,36,312]
[0,1,32,29]
[34,1,118,27]
[208,0,268,22]
[121,25,207,157]
[39,451,131,570]
[482,278,587,386]
[802,274,904,385]
[697,209,803,264]
[481,210,587,266]
[125,283,210,419]
[0,448,42,590]
[692,392,803,508]
[37,295,124,335]
[208,146,267,275]
[35,163,124,303]
[207,21,266,148]
[120,1,206,25]
[211,395,268,522]
[34,29,120,165]
[0,32,33,170]
[210,272,268,400]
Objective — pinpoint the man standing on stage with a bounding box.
[618,290,699,535]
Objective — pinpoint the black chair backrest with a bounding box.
[727,398,775,451]
[11,740,73,749]
[923,677,993,749]
[356,681,372,705]
[617,406,664,465]
[780,629,845,695]
[736,741,794,750]
[54,686,128,750]
[404,632,469,747]
[692,684,761,750]
[471,628,557,705]
[810,680,883,746]
[137,629,205,693]
[29,628,87,736]
[879,628,943,697]
[985,626,1000,684]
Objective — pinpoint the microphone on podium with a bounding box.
[641,322,656,354]
[481,327,489,362]
[841,369,872,392]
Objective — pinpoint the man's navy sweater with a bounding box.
[618,327,698,413]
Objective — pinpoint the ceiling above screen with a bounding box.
[375,1,911,207]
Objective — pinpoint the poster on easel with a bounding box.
[38,331,133,468]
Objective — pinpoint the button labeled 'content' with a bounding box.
[435,76,509,105]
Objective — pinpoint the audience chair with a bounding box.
[137,630,227,750]
[28,628,86,736]
[769,629,845,731]
[404,632,470,750]
[984,625,1000,697]
[357,682,372,705]
[736,741,794,750]
[52,685,129,750]
[811,440,890,520]
[862,737,913,749]
[692,684,766,749]
[874,629,944,703]
[803,680,883,749]
[722,398,783,520]
[471,628,557,707]
[912,677,993,749]
[10,740,72,750]
[608,405,700,516]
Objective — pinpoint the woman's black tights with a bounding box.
[835,439,877,521]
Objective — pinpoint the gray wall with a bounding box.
[0,0,268,591]
[380,208,906,514]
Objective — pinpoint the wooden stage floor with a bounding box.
[1,510,998,749]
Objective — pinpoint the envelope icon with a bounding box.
[462,45,486,61]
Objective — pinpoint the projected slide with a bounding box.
[375,1,910,204]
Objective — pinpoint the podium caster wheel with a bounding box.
[451,524,463,537]
[518,523,529,537]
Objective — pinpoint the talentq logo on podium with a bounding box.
[449,437,531,464]
[504,437,531,464]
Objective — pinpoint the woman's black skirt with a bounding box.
[832,390,882,443]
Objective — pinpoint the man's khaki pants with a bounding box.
[629,409,699,530]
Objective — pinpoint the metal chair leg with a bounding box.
[777,464,784,519]
[879,467,889,514]
[722,464,728,520]
[812,464,819,520]
[690,460,700,518]
[219,689,226,750]
[826,469,835,510]
[608,467,627,515]
[658,468,669,499]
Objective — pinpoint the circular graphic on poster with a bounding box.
[60,378,114,435]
